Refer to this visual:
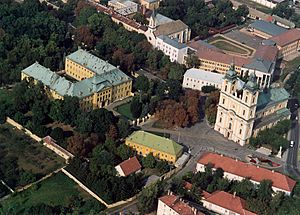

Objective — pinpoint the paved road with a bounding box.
[286,99,300,178]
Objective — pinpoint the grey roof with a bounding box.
[155,13,173,26]
[244,58,273,73]
[154,20,188,37]
[257,87,290,111]
[184,68,223,84]
[66,49,117,76]
[249,20,287,36]
[262,39,276,46]
[23,55,131,99]
[157,35,187,49]
[254,108,290,130]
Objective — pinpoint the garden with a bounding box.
[0,172,106,214]
[0,124,64,190]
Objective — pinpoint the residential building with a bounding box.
[249,0,286,9]
[248,20,287,39]
[182,68,224,91]
[108,0,138,16]
[202,191,256,215]
[21,49,132,111]
[157,193,204,215]
[214,64,290,145]
[266,28,300,59]
[115,156,142,177]
[241,45,278,89]
[196,153,296,195]
[155,35,189,64]
[125,131,183,163]
[139,0,160,10]
[188,40,250,75]
[145,10,191,46]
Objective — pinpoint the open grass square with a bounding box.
[0,172,101,214]
[114,102,134,120]
[0,124,64,189]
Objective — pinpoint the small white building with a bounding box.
[108,0,138,16]
[182,68,224,91]
[250,0,286,9]
[202,191,257,215]
[115,156,142,177]
[156,35,189,64]
[157,193,204,215]
[196,153,296,196]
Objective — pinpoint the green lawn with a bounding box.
[0,124,64,188]
[234,0,272,14]
[114,102,134,120]
[0,172,102,214]
[212,41,249,55]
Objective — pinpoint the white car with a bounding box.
[290,141,295,148]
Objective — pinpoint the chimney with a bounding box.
[257,165,259,168]
[233,192,236,198]
[221,154,223,157]
[235,158,238,162]
[272,170,274,173]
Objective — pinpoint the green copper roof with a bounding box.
[22,50,131,98]
[224,63,237,82]
[127,131,183,156]
[244,72,258,93]
[257,88,290,111]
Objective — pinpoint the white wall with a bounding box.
[202,200,238,215]
[182,75,221,91]
[157,199,179,215]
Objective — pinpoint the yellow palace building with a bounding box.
[21,49,132,111]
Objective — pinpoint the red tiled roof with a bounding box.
[202,191,211,199]
[188,41,251,68]
[203,191,257,215]
[159,195,204,215]
[254,45,278,62]
[117,156,141,177]
[197,153,296,192]
[184,181,193,190]
[270,28,300,47]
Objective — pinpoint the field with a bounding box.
[0,124,64,189]
[0,172,105,214]
[208,36,255,57]
[114,102,134,120]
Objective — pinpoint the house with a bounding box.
[157,193,204,215]
[182,68,224,91]
[202,191,257,215]
[155,35,189,64]
[266,28,300,59]
[196,153,296,195]
[115,156,142,177]
[248,20,287,39]
[214,64,290,145]
[125,131,183,163]
[21,49,132,111]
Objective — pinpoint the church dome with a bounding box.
[244,72,258,92]
[224,63,237,81]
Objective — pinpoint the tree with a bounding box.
[50,127,64,143]
[117,144,133,160]
[168,64,185,81]
[137,182,164,213]
[134,75,150,93]
[117,118,130,138]
[142,153,156,168]
[105,124,118,140]
[186,54,200,69]
[75,26,97,49]
[130,97,142,119]
[166,79,182,101]
[67,134,87,156]
[231,179,255,200]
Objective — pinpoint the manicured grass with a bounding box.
[115,102,134,120]
[0,172,94,214]
[212,41,249,54]
[0,124,64,188]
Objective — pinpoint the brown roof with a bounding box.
[254,45,278,62]
[117,156,141,176]
[154,20,188,37]
[203,191,257,215]
[184,181,193,190]
[198,153,296,192]
[188,40,251,68]
[270,28,300,47]
[159,194,204,215]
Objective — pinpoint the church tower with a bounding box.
[214,64,259,146]
[148,10,157,33]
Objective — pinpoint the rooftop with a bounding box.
[184,68,224,84]
[154,20,189,37]
[159,194,204,215]
[244,58,273,73]
[115,156,142,176]
[254,45,278,62]
[198,153,296,192]
[269,28,300,47]
[249,20,287,37]
[126,131,183,156]
[157,35,187,49]
[203,191,257,215]
[257,87,290,111]
[155,13,173,26]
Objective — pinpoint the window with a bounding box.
[225,85,227,91]
[223,98,225,104]
[219,117,222,123]
[243,110,245,116]
[239,129,242,134]
[245,96,248,103]
[229,123,232,129]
